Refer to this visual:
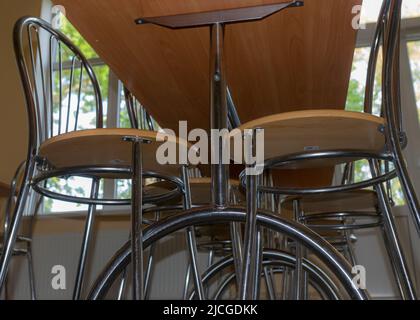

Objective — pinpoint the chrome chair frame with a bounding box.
[86,207,368,300]
[1,2,377,301]
[235,0,419,300]
[118,88,206,300]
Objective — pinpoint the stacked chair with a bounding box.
[228,0,418,299]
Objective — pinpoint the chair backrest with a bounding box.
[13,16,103,151]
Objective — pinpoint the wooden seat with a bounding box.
[281,190,378,216]
[39,128,191,177]
[230,110,385,168]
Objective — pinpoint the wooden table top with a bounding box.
[56,0,361,131]
[54,0,362,187]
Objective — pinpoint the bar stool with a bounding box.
[232,0,418,300]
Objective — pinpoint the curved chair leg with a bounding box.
[292,199,304,300]
[72,177,100,300]
[0,160,35,291]
[369,159,417,300]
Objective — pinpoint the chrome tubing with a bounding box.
[364,0,389,114]
[210,22,229,208]
[383,0,420,235]
[182,165,205,299]
[240,129,260,299]
[72,177,100,300]
[31,167,183,206]
[124,137,147,300]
